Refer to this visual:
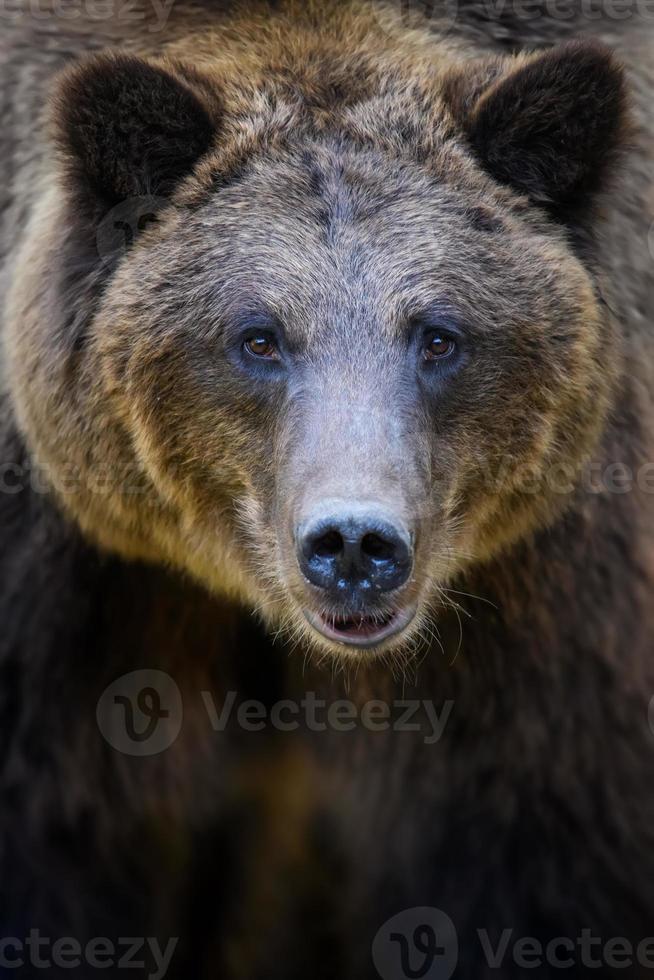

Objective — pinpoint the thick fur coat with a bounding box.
[1,2,654,977]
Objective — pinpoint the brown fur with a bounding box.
[5,2,633,662]
[2,1,654,976]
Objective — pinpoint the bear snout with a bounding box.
[296,504,413,602]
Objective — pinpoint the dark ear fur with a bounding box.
[460,41,629,218]
[53,54,218,209]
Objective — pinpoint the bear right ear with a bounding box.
[53,53,219,210]
[447,41,629,220]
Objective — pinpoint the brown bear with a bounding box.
[1,0,654,977]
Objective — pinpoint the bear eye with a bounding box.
[424,332,457,361]
[244,335,279,360]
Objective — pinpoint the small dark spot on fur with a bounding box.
[468,206,503,233]
[302,152,327,200]
[300,152,334,234]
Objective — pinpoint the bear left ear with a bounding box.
[460,41,629,217]
[53,53,219,210]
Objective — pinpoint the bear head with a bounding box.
[5,4,629,660]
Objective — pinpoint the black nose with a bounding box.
[297,510,413,599]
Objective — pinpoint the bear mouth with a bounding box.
[304,606,417,650]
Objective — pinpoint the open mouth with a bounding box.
[304,606,417,649]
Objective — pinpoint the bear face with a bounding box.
[5,6,628,660]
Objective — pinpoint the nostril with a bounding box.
[361,532,395,562]
[298,510,413,596]
[312,529,344,559]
